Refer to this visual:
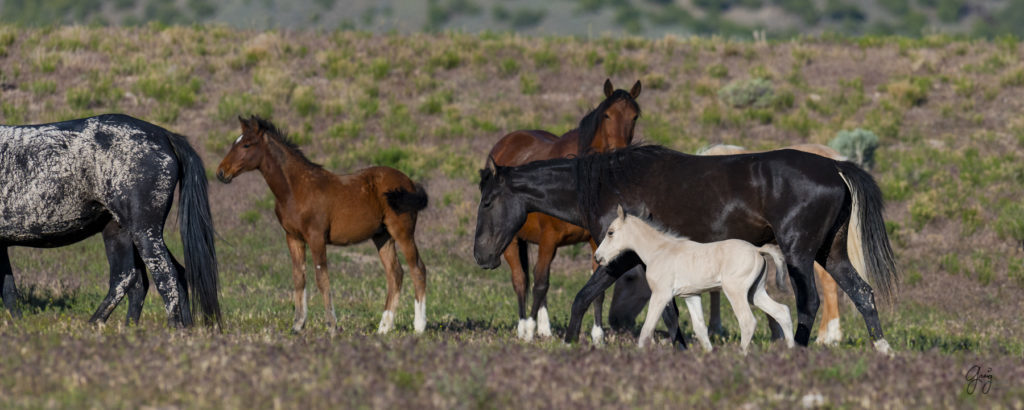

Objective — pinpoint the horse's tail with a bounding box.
[758,244,789,291]
[836,161,899,304]
[385,183,429,214]
[167,131,222,328]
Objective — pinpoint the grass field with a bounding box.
[1,26,1024,407]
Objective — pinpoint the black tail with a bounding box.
[167,132,222,328]
[836,161,899,304]
[385,184,428,214]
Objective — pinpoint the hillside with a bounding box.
[1,26,1023,407]
[3,0,1024,38]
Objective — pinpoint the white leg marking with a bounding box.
[524,317,536,342]
[414,298,426,333]
[293,288,308,332]
[517,319,527,339]
[818,318,842,346]
[377,310,395,334]
[590,324,605,345]
[874,339,893,356]
[536,306,552,337]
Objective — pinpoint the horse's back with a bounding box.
[0,114,179,245]
[489,129,571,166]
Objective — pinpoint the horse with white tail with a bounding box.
[595,205,794,353]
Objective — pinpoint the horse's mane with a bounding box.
[576,89,640,155]
[252,116,322,169]
[575,144,677,220]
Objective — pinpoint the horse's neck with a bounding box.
[258,142,316,204]
[516,164,582,226]
[625,219,692,265]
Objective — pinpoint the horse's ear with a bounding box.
[485,155,496,173]
[630,80,642,99]
[604,79,614,98]
[238,115,249,130]
[616,204,624,219]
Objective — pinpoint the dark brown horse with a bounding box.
[217,116,429,335]
[487,79,640,342]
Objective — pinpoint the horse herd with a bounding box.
[0,79,899,354]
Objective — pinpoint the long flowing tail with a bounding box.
[836,161,899,303]
[167,132,222,327]
[385,184,428,214]
[758,244,789,290]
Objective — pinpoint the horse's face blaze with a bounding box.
[473,170,524,269]
[216,122,265,183]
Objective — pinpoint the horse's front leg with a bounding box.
[503,238,531,340]
[309,237,338,336]
[286,234,309,333]
[638,289,673,348]
[0,247,20,319]
[529,234,559,339]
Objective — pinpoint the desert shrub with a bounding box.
[829,128,879,169]
[996,203,1024,246]
[291,85,319,117]
[718,77,774,109]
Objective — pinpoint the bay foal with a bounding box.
[594,206,795,353]
[217,116,429,335]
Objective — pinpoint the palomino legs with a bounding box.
[684,295,712,352]
[638,290,674,348]
[815,263,842,345]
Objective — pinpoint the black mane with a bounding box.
[575,144,676,221]
[576,89,640,155]
[252,116,322,169]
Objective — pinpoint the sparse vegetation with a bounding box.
[0,26,1022,408]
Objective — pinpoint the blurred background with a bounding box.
[2,0,1024,38]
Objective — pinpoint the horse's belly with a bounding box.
[0,202,108,246]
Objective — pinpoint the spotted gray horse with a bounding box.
[0,114,221,327]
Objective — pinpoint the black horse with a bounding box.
[0,114,221,327]
[473,145,898,351]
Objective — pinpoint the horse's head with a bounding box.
[473,158,529,269]
[580,79,641,154]
[594,205,633,266]
[217,116,271,183]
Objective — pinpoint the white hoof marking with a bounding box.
[536,306,552,337]
[414,298,426,333]
[590,325,605,345]
[377,310,394,334]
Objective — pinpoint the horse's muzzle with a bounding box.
[216,170,233,184]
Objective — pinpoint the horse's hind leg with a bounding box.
[825,235,890,355]
[503,238,531,339]
[389,215,428,334]
[751,268,795,348]
[0,248,21,319]
[286,234,309,333]
[814,263,842,345]
[372,231,405,334]
[131,227,189,327]
[708,291,725,336]
[90,222,139,324]
[721,280,758,355]
[308,237,339,336]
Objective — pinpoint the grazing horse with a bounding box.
[217,116,429,335]
[0,114,221,327]
[595,205,794,353]
[473,145,899,353]
[487,78,645,342]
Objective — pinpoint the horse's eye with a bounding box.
[603,114,610,119]
[482,200,492,209]
[242,144,251,148]
[607,231,614,238]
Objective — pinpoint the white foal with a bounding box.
[594,205,795,354]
